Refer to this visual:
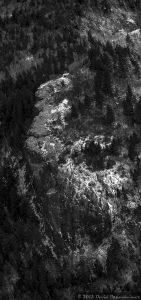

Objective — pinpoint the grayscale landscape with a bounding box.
[0,0,141,299]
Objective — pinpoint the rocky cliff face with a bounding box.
[24,64,141,297]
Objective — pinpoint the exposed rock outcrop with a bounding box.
[24,67,141,296]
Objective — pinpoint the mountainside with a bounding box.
[0,1,141,299]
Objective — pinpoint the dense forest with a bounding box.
[0,0,141,299]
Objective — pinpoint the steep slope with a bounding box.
[25,64,141,298]
[1,1,141,299]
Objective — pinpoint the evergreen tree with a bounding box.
[128,137,136,161]
[134,97,141,124]
[105,104,115,125]
[105,41,117,64]
[105,41,114,56]
[115,45,132,78]
[103,51,114,95]
[71,103,78,118]
[103,51,113,72]
[123,85,134,117]
[126,33,133,47]
[96,90,105,109]
[84,93,91,107]
[88,30,94,44]
[94,70,105,108]
[102,0,111,13]
[89,42,103,71]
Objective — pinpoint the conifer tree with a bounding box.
[134,97,141,124]
[88,30,94,45]
[128,137,136,161]
[103,51,113,72]
[105,104,115,125]
[126,33,133,47]
[123,85,134,117]
[94,70,104,108]
[71,103,78,118]
[84,93,91,107]
[102,0,111,13]
[89,42,103,71]
[105,41,115,58]
[103,52,114,95]
[96,90,105,109]
[115,45,132,78]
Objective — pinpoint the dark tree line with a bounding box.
[87,34,141,126]
[123,84,141,125]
